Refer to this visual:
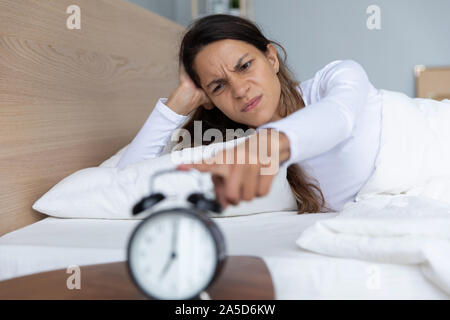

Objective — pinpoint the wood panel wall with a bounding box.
[0,0,184,235]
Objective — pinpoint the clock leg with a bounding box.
[199,291,212,300]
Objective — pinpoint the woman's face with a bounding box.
[193,39,282,128]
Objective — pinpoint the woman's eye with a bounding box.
[212,61,251,93]
[241,61,251,70]
[213,83,223,93]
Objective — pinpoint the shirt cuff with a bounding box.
[155,98,189,126]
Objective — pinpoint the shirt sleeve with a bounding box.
[116,98,189,169]
[257,60,370,167]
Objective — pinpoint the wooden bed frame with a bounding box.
[0,0,184,236]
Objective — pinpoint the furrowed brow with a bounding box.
[206,53,249,89]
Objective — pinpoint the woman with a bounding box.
[117,14,383,214]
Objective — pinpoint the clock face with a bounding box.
[127,209,218,300]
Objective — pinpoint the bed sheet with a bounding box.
[0,212,447,299]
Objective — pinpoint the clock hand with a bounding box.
[159,219,180,279]
[171,218,179,255]
[159,251,176,279]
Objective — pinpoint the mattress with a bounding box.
[0,211,448,299]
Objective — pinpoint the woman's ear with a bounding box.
[265,43,280,74]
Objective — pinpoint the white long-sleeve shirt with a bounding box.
[117,59,383,212]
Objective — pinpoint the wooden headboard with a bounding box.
[415,65,450,100]
[0,0,185,236]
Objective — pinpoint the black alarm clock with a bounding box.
[127,168,227,300]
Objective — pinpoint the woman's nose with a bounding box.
[230,77,250,99]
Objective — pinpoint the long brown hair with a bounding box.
[176,14,331,214]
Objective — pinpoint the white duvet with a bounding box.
[297,90,450,296]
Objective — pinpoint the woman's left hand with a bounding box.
[177,129,291,209]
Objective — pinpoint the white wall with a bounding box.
[128,0,176,20]
[252,0,450,97]
[128,0,450,97]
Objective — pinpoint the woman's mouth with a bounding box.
[242,95,262,112]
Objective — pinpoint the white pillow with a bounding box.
[33,138,297,219]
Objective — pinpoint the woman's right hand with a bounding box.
[165,65,214,116]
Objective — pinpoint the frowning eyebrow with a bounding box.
[206,53,249,89]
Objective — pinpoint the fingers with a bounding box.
[257,174,274,197]
[177,163,228,177]
[178,64,188,82]
[223,165,272,205]
[225,165,244,205]
[177,163,207,172]
[177,156,275,208]
[241,165,259,201]
[212,175,228,209]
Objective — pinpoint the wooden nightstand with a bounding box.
[0,256,274,300]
